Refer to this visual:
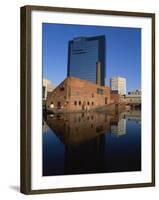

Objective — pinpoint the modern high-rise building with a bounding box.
[67,35,105,86]
[110,77,126,95]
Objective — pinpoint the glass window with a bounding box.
[97,88,103,94]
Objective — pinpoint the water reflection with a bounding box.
[43,110,141,176]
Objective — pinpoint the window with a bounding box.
[96,125,103,132]
[72,49,83,52]
[97,88,103,94]
[92,93,94,98]
[87,102,90,105]
[105,97,108,104]
[79,101,81,105]
[60,85,65,91]
[42,86,46,98]
[92,102,94,106]
[74,101,77,105]
[57,101,61,109]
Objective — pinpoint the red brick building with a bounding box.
[46,112,118,145]
[46,77,118,112]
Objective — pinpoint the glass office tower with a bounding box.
[67,35,105,86]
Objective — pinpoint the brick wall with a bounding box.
[46,77,111,112]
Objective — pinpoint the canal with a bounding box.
[43,109,141,176]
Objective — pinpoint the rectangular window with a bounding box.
[97,88,103,94]
[105,97,108,104]
[42,86,45,98]
[60,85,64,91]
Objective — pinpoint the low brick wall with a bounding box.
[46,102,126,114]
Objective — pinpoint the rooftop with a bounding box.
[57,76,109,90]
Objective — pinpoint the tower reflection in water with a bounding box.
[43,110,141,176]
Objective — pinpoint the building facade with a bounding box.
[126,90,141,105]
[43,79,54,100]
[67,35,105,86]
[46,77,114,112]
[110,77,126,95]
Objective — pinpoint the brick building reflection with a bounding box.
[43,110,140,175]
[46,112,120,146]
[44,112,122,174]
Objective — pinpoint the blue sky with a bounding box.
[42,23,141,93]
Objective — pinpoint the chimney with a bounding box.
[96,61,101,85]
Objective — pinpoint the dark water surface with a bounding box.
[43,110,141,176]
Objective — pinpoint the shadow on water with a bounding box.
[43,109,141,176]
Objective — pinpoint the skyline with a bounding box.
[42,23,141,93]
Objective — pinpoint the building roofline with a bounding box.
[110,76,126,80]
[69,35,105,43]
[57,76,110,89]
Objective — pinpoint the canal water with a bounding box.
[43,110,141,176]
